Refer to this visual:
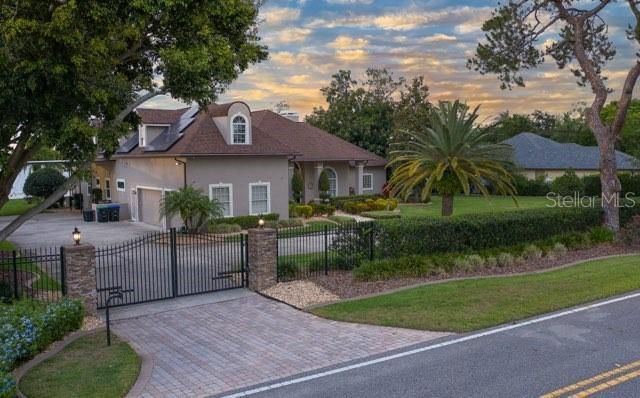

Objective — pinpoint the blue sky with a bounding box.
[151,0,637,121]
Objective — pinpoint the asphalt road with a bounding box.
[222,293,640,398]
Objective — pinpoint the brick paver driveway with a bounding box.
[113,292,448,398]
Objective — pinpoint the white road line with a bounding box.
[221,291,640,398]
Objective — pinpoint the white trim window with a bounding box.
[105,178,112,200]
[249,182,270,215]
[209,183,233,217]
[116,178,126,192]
[231,115,248,144]
[362,173,373,191]
[324,168,338,197]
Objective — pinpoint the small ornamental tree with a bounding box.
[291,170,304,203]
[23,168,67,200]
[318,171,331,201]
[160,186,223,232]
[468,0,640,231]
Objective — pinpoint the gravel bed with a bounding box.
[81,316,105,331]
[313,244,640,299]
[261,280,340,309]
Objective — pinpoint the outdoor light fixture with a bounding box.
[258,218,265,228]
[72,227,81,245]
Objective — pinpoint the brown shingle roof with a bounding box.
[117,104,386,166]
[253,110,387,166]
[136,107,189,125]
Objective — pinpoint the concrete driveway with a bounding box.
[0,212,158,248]
[110,291,448,398]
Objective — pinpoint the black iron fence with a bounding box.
[276,221,376,281]
[0,247,65,303]
[95,228,247,309]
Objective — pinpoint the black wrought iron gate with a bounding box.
[95,229,248,309]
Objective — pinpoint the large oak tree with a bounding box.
[468,0,640,232]
[0,0,267,240]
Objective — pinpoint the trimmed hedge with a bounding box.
[330,194,382,209]
[375,207,602,257]
[212,213,279,229]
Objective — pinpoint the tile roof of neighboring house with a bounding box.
[503,132,640,171]
[115,103,387,166]
[136,107,190,125]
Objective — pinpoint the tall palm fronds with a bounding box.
[387,100,517,216]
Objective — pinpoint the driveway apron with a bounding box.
[113,292,447,398]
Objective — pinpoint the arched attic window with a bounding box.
[232,115,248,144]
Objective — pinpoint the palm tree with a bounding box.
[388,100,517,216]
[160,186,223,232]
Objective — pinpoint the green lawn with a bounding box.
[367,195,550,218]
[19,333,140,398]
[277,220,337,238]
[312,255,640,333]
[0,199,38,216]
[0,240,61,291]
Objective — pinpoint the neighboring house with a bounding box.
[9,160,69,199]
[504,132,640,181]
[92,102,387,228]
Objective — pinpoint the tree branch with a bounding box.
[611,61,640,135]
[111,90,165,125]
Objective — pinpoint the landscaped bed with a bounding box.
[0,199,38,217]
[311,254,640,333]
[18,332,140,398]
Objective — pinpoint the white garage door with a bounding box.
[138,188,163,228]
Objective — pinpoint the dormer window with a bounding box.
[232,115,247,144]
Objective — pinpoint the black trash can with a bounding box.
[83,210,95,222]
[97,207,109,223]
[108,205,120,222]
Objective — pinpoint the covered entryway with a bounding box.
[137,187,163,228]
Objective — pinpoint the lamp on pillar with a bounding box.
[258,218,265,228]
[72,227,81,245]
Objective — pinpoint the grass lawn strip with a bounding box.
[19,332,140,398]
[311,255,640,333]
[387,196,549,218]
[0,199,38,217]
[0,241,61,291]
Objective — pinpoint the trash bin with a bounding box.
[83,210,95,222]
[97,207,110,223]
[108,205,120,222]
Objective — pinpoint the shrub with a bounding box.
[277,259,299,280]
[354,255,435,281]
[91,187,103,203]
[0,372,15,398]
[557,231,591,250]
[23,167,67,200]
[513,175,552,196]
[288,203,298,218]
[291,170,304,203]
[549,243,568,258]
[453,257,472,272]
[621,215,640,246]
[485,256,498,268]
[588,226,615,243]
[209,223,242,234]
[375,208,601,258]
[0,299,84,373]
[309,203,336,216]
[342,198,398,214]
[318,171,330,201]
[522,244,543,260]
[582,175,601,197]
[277,218,304,228]
[331,194,382,209]
[465,254,486,268]
[496,253,516,267]
[619,173,640,197]
[160,186,223,232]
[218,213,279,229]
[551,170,584,197]
[295,205,313,219]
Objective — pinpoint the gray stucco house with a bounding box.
[92,102,387,228]
[504,132,640,180]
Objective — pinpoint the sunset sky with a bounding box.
[149,0,637,122]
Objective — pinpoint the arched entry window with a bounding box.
[324,168,337,197]
[232,115,247,144]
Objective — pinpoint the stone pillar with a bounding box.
[63,244,97,316]
[248,228,277,291]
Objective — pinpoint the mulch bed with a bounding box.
[313,244,640,299]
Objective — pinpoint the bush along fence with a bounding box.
[0,247,65,304]
[275,207,618,282]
